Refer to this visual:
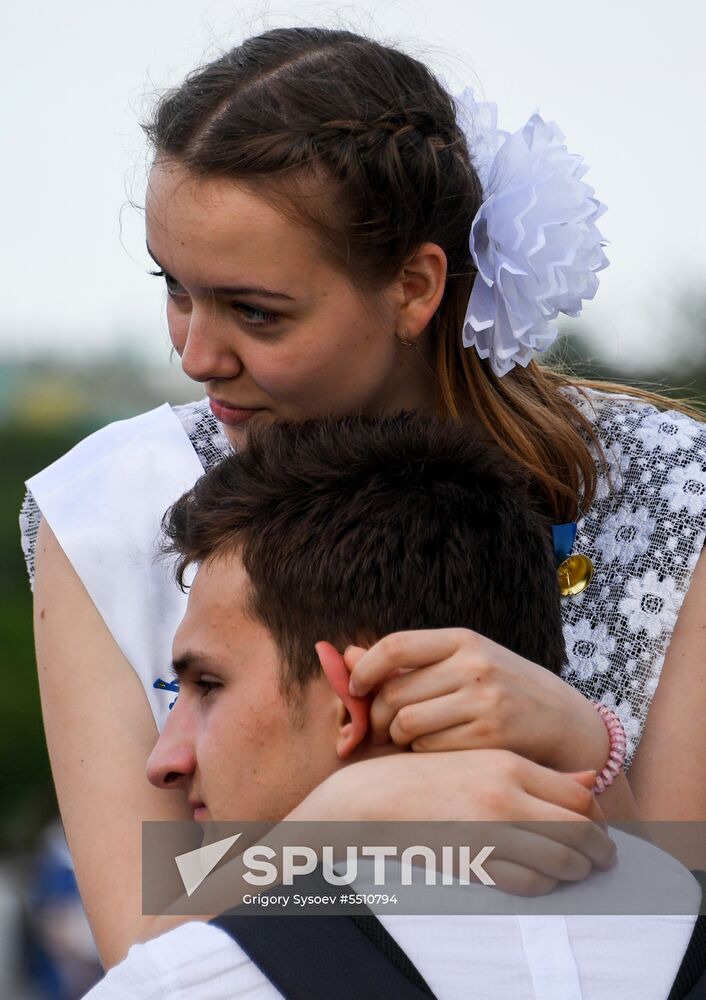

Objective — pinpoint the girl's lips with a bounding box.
[192,804,208,821]
[208,398,264,427]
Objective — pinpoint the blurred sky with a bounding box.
[2,0,705,371]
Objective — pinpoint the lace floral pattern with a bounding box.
[171,398,233,472]
[19,488,44,587]
[560,390,706,767]
[18,393,706,768]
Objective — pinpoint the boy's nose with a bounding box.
[146,708,196,790]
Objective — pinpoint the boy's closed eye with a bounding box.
[194,678,222,698]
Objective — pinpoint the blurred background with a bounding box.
[1,0,705,995]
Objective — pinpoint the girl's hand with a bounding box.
[146,750,615,928]
[301,748,616,896]
[346,629,609,774]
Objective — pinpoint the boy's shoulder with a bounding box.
[82,920,274,999]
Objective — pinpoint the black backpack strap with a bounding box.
[668,872,706,1000]
[211,911,437,1000]
[210,871,436,1000]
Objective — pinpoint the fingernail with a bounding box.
[348,680,360,697]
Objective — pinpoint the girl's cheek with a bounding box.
[246,353,317,396]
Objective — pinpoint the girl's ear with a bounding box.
[315,641,370,759]
[396,241,448,341]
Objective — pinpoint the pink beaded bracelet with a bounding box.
[592,702,627,794]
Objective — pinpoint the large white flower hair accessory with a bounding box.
[456,88,609,377]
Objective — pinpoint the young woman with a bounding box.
[22,26,706,968]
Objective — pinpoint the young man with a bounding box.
[84,414,700,1000]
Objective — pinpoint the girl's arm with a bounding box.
[141,751,614,940]
[628,547,706,820]
[345,553,706,824]
[34,519,192,969]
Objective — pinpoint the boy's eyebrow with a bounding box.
[170,651,225,680]
[145,241,295,301]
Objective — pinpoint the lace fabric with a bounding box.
[19,486,44,588]
[560,389,706,766]
[18,393,706,768]
[171,398,233,471]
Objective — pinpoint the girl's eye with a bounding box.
[232,303,279,328]
[149,270,278,326]
[195,679,221,699]
[149,269,187,296]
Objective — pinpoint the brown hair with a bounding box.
[162,413,566,689]
[144,26,703,522]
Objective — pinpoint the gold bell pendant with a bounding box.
[557,554,594,597]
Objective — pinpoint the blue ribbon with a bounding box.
[551,522,577,564]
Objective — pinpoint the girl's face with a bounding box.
[145,161,437,448]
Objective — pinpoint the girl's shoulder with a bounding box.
[559,386,706,766]
[566,385,706,467]
[566,385,706,514]
[20,399,231,587]
[20,399,232,730]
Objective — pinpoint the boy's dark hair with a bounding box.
[162,413,566,690]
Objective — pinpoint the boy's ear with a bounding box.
[315,642,370,759]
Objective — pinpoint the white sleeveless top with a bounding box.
[20,390,706,767]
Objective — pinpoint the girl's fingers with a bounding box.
[349,628,480,696]
[519,759,597,815]
[411,722,486,753]
[512,803,616,872]
[499,761,616,870]
[480,859,559,897]
[371,673,465,744]
[341,645,367,669]
[520,762,611,836]
[486,826,593,884]
[561,772,609,826]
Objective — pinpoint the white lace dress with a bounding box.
[20,389,706,768]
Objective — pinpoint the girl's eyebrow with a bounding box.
[145,242,295,301]
[209,284,295,300]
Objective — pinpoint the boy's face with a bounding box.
[146,554,344,821]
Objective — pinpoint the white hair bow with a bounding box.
[456,88,609,377]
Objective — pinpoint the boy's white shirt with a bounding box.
[84,830,699,1000]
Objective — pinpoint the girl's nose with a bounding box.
[179,306,243,384]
